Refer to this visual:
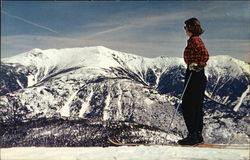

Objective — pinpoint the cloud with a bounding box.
[84,25,129,39]
[81,10,193,40]
[1,10,58,34]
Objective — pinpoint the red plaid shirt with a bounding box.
[184,36,209,67]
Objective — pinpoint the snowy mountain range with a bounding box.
[0,46,249,146]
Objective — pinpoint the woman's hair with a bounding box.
[184,17,204,36]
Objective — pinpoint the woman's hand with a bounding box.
[189,63,203,72]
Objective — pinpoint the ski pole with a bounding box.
[166,72,193,135]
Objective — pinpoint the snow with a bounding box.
[1,46,249,144]
[78,90,94,118]
[233,85,250,112]
[16,79,24,89]
[2,47,249,79]
[144,97,154,105]
[206,55,250,77]
[103,92,111,120]
[117,83,123,119]
[27,75,36,86]
[1,47,249,118]
[60,90,78,117]
[2,47,249,90]
[1,145,249,160]
[2,46,121,70]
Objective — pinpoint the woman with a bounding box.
[178,17,209,145]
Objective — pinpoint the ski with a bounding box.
[108,138,248,150]
[108,138,176,147]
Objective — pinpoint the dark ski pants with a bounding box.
[181,68,207,134]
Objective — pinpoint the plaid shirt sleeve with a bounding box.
[184,36,209,67]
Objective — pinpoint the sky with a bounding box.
[1,1,250,63]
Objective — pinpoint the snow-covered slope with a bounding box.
[0,46,249,145]
[2,145,249,160]
[1,46,184,88]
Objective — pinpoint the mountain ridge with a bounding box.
[0,46,249,144]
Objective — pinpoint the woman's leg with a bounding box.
[180,69,206,139]
[181,69,196,134]
[194,73,207,133]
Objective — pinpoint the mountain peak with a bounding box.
[208,55,250,74]
[2,46,249,76]
[30,48,43,53]
[96,45,111,50]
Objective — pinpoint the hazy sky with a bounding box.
[1,1,249,62]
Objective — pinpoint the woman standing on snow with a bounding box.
[178,17,209,145]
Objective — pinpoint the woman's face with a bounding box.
[184,26,192,37]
